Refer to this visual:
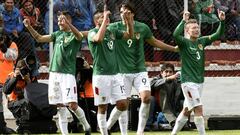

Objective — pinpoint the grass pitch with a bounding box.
[84,130,240,135]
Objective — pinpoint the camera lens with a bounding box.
[25,55,36,70]
[20,68,29,76]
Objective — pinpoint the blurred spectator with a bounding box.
[33,0,48,19]
[0,0,38,69]
[68,0,95,50]
[148,63,184,130]
[48,0,70,32]
[20,0,44,32]
[68,0,95,31]
[152,0,172,43]
[153,0,191,61]
[0,22,18,134]
[193,0,219,35]
[43,0,58,34]
[214,0,240,40]
[20,0,46,50]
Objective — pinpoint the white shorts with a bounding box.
[48,72,77,105]
[92,74,126,105]
[124,72,151,97]
[181,82,203,110]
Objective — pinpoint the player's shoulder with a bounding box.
[109,21,123,28]
[88,28,98,38]
[51,30,63,37]
[135,21,148,27]
[88,28,99,35]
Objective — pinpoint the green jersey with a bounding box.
[174,20,225,83]
[109,21,153,73]
[50,31,81,75]
[88,27,124,75]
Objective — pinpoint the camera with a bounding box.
[17,55,36,78]
[24,55,36,71]
[19,67,30,77]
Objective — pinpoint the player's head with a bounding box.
[185,19,200,39]
[57,11,72,31]
[161,63,175,78]
[93,9,109,27]
[119,2,135,21]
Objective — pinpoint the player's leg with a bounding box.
[172,82,205,135]
[134,72,151,135]
[171,82,197,135]
[171,107,190,135]
[194,105,205,135]
[137,91,151,135]
[62,74,91,132]
[108,74,128,135]
[48,72,68,135]
[107,74,132,135]
[193,84,205,135]
[93,75,111,135]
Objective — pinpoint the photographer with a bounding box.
[147,63,183,130]
[0,25,18,133]
[2,56,37,126]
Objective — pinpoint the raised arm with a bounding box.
[59,14,84,40]
[146,37,178,52]
[204,10,225,43]
[92,11,111,42]
[2,76,17,95]
[122,10,134,39]
[151,76,166,89]
[23,19,52,43]
[173,12,190,41]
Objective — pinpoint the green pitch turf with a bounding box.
[68,130,240,135]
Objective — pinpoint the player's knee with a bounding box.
[183,108,191,116]
[194,105,203,116]
[116,99,128,111]
[98,104,108,114]
[68,102,78,111]
[140,91,151,103]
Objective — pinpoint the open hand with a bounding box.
[218,9,225,21]
[183,11,190,22]
[103,10,111,20]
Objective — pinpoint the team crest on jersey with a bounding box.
[198,44,203,50]
[102,97,106,102]
[135,33,140,40]
[110,33,115,40]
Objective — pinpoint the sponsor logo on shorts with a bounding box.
[196,98,200,103]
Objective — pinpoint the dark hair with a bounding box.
[57,11,71,18]
[93,9,104,21]
[161,63,175,72]
[120,2,135,15]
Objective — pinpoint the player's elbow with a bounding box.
[93,36,103,43]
